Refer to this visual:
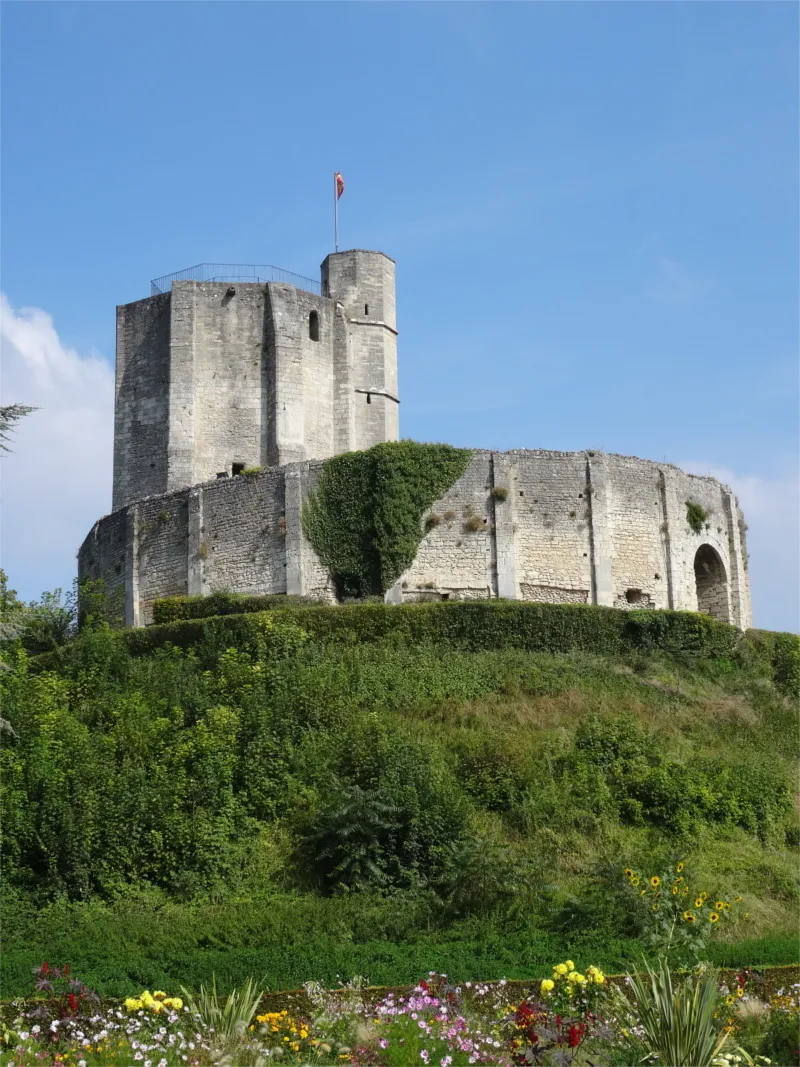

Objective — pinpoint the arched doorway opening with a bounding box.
[694,545,730,622]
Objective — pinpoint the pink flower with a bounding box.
[379,1039,388,1049]
[420,1052,429,1064]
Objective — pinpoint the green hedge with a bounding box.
[746,628,800,697]
[128,600,742,661]
[152,591,316,624]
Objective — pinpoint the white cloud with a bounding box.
[0,293,114,602]
[681,460,799,634]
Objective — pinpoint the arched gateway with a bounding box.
[694,544,730,623]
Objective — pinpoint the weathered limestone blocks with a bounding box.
[79,450,751,629]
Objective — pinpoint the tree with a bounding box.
[0,403,36,453]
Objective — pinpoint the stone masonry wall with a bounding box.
[79,450,751,630]
[113,253,399,511]
[113,293,171,511]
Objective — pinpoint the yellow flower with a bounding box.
[676,862,684,872]
[540,979,555,994]
[555,964,568,976]
[736,987,744,998]
[650,876,661,888]
[640,889,647,897]
[153,991,167,1000]
[124,998,142,1012]
[672,886,679,895]
[624,868,634,878]
[565,960,574,970]
[683,911,696,923]
[709,911,720,923]
[715,901,726,910]
[700,892,709,902]
[725,995,735,1005]
[695,897,704,908]
[735,896,743,903]
[631,877,640,887]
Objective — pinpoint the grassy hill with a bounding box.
[1,599,798,996]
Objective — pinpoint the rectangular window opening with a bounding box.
[364,303,369,315]
[232,463,245,476]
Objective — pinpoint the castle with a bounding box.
[79,250,752,629]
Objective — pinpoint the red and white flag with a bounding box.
[335,172,345,199]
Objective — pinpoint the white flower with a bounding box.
[78,1061,87,1067]
[18,1031,30,1040]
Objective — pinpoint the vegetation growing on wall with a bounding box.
[686,500,709,534]
[302,441,472,599]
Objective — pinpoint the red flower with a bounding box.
[68,993,78,1014]
[41,961,50,975]
[516,1002,534,1024]
[63,964,70,977]
[568,1024,585,1048]
[420,980,429,992]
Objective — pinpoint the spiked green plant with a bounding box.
[614,957,730,1067]
[179,976,263,1051]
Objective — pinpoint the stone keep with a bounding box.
[81,249,752,631]
[112,250,398,510]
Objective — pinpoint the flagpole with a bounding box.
[333,172,339,253]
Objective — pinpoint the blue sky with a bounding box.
[1,2,798,630]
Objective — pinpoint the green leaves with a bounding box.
[302,441,472,598]
[615,957,730,1067]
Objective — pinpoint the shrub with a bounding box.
[614,957,730,1067]
[687,501,709,534]
[242,466,263,476]
[491,486,508,501]
[463,515,485,532]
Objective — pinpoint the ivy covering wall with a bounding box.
[302,441,473,599]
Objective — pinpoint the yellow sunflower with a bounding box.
[695,897,704,908]
[624,868,634,878]
[709,911,720,923]
[683,911,696,923]
[676,862,684,872]
[650,876,661,888]
[631,877,640,887]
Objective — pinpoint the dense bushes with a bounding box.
[6,618,798,906]
[3,598,798,996]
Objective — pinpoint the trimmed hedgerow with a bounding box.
[127,601,741,662]
[302,441,472,599]
[152,592,316,625]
